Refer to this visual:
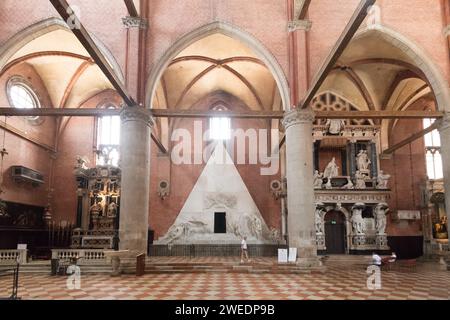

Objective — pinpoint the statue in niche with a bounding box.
[341,176,354,189]
[355,171,366,189]
[351,204,365,235]
[376,171,391,189]
[315,206,326,235]
[90,199,103,218]
[356,150,371,173]
[313,170,324,189]
[107,200,118,218]
[325,119,346,135]
[323,158,339,179]
[374,203,389,235]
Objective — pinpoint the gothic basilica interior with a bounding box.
[0,0,449,301]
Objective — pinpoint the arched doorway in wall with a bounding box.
[324,210,347,254]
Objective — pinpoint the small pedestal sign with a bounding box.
[288,248,297,263]
[278,249,288,264]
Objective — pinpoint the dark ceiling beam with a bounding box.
[49,0,136,106]
[299,0,376,109]
[124,0,139,17]
[382,120,440,155]
[298,0,312,19]
[0,108,443,119]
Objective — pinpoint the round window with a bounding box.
[7,77,41,123]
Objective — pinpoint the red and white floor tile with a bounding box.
[1,260,449,300]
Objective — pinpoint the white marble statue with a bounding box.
[376,171,391,189]
[160,224,187,244]
[325,119,346,135]
[324,157,339,178]
[324,177,333,189]
[249,216,263,239]
[351,204,365,235]
[356,150,371,172]
[354,170,366,189]
[374,203,389,235]
[313,170,324,189]
[159,220,209,244]
[315,207,325,235]
[75,155,89,170]
[341,176,354,189]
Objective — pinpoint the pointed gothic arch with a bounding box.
[145,21,291,111]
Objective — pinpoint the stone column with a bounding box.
[282,108,320,266]
[122,16,148,99]
[438,113,450,234]
[119,106,153,254]
[369,141,378,178]
[347,140,357,178]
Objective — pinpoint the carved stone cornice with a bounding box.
[122,16,148,29]
[120,106,154,127]
[282,108,315,129]
[287,19,312,32]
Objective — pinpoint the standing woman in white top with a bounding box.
[241,236,250,263]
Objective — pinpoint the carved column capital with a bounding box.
[120,106,154,127]
[443,25,450,37]
[287,20,312,32]
[437,112,450,133]
[122,16,148,29]
[282,108,315,129]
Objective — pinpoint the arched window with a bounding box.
[7,77,41,121]
[209,106,231,140]
[96,106,120,166]
[423,118,443,180]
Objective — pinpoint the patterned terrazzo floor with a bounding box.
[0,258,449,300]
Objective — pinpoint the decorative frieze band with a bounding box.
[122,16,148,29]
[120,106,154,127]
[314,190,390,204]
[287,20,312,32]
[282,108,315,129]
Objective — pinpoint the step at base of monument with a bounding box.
[144,263,326,274]
[1,262,112,274]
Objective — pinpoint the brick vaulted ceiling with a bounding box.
[1,29,115,109]
[319,30,431,113]
[153,33,282,111]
